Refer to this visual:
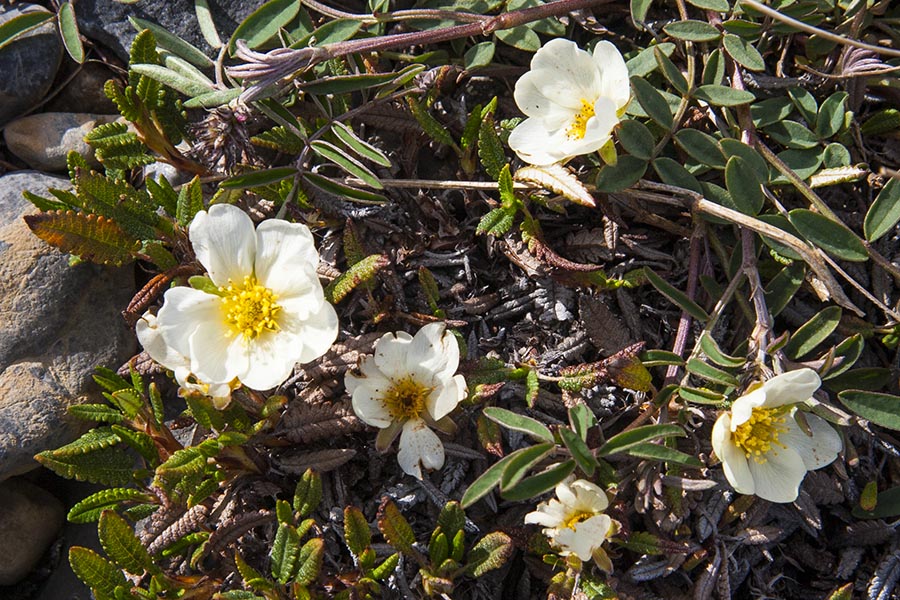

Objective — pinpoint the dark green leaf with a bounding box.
[98,510,155,575]
[783,306,842,359]
[499,442,555,492]
[772,148,823,182]
[643,267,709,321]
[663,19,721,42]
[653,157,702,193]
[626,43,675,78]
[69,546,127,599]
[617,119,656,160]
[0,11,54,52]
[311,140,382,189]
[494,26,540,52]
[816,91,848,139]
[788,87,818,125]
[839,390,900,431]
[678,386,725,405]
[293,469,322,517]
[595,155,648,193]
[864,178,900,242]
[302,172,387,204]
[301,72,400,96]
[686,358,739,386]
[699,332,745,367]
[675,129,726,168]
[626,442,703,467]
[654,47,688,95]
[788,209,868,262]
[499,460,576,501]
[228,0,300,53]
[723,33,765,71]
[558,428,598,476]
[765,120,820,149]
[331,122,392,167]
[271,523,301,584]
[466,531,513,577]
[751,97,794,128]
[765,262,806,316]
[702,49,725,86]
[630,0,653,26]
[686,0,729,10]
[483,407,552,442]
[725,156,764,215]
[464,41,495,69]
[852,486,900,519]
[631,76,673,129]
[597,424,686,456]
[68,489,154,524]
[719,138,769,183]
[129,16,211,66]
[694,85,755,107]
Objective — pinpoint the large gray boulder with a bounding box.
[0,4,64,126]
[4,113,124,172]
[75,0,266,62]
[0,478,65,586]
[0,171,136,481]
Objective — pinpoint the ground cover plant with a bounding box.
[7,0,900,597]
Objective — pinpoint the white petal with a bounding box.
[239,332,298,390]
[593,40,630,110]
[555,480,577,507]
[513,74,576,126]
[779,413,842,471]
[135,312,190,372]
[530,38,602,101]
[189,204,256,287]
[762,369,821,407]
[189,323,247,385]
[508,117,573,166]
[713,412,755,496]
[427,374,466,422]
[397,419,444,479]
[556,97,619,157]
[373,331,414,378]
[294,299,339,364]
[730,385,768,429]
[555,515,610,561]
[408,322,459,384]
[525,502,564,528]
[254,219,320,296]
[155,287,222,357]
[747,446,807,503]
[570,479,608,512]
[349,379,393,428]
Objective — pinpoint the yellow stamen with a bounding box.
[219,275,281,340]
[566,99,596,140]
[562,510,595,530]
[732,406,789,463]
[383,377,431,421]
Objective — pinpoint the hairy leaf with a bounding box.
[24,211,140,266]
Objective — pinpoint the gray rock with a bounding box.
[44,62,119,115]
[75,0,265,63]
[4,113,125,172]
[0,171,136,481]
[0,5,64,126]
[0,478,65,586]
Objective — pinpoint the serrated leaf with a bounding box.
[644,267,709,321]
[524,367,539,408]
[46,427,123,457]
[324,254,389,303]
[99,510,155,575]
[627,442,703,467]
[24,211,139,266]
[68,489,154,524]
[407,97,457,149]
[466,532,513,577]
[154,447,208,487]
[370,552,400,580]
[694,85,755,106]
[478,106,505,180]
[271,522,301,584]
[343,506,371,557]
[631,76,673,129]
[68,404,126,425]
[784,306,842,359]
[838,391,900,431]
[597,424,686,456]
[499,442,555,492]
[69,546,127,599]
[228,0,300,53]
[514,163,594,207]
[37,445,135,486]
[437,502,465,540]
[377,501,415,555]
[663,20,721,42]
[295,538,324,586]
[864,178,900,242]
[476,206,515,237]
[110,425,158,466]
[73,169,158,238]
[482,407,553,442]
[788,209,868,262]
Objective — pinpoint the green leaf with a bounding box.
[482,407,553,442]
[788,209,868,262]
[698,332,745,367]
[499,442,555,492]
[788,87,818,125]
[302,172,387,204]
[838,390,900,431]
[68,489,154,524]
[675,129,726,169]
[499,459,576,501]
[686,0,729,10]
[24,211,139,266]
[324,254,389,303]
[595,155,648,193]
[751,97,794,128]
[630,76,673,129]
[640,350,685,367]
[476,206,515,237]
[694,85,755,107]
[630,0,654,27]
[464,41,495,69]
[626,43,676,78]
[221,167,298,190]
[864,178,900,242]
[558,428,598,476]
[293,469,322,517]
[627,442,703,467]
[653,157,702,193]
[719,139,769,183]
[724,156,764,215]
[686,358,739,386]
[176,175,203,226]
[129,17,211,67]
[99,510,155,575]
[311,140,382,189]
[663,19,721,41]
[772,147,823,182]
[68,404,126,425]
[568,405,596,441]
[765,120,820,150]
[460,444,551,508]
[825,368,892,394]
[343,506,371,557]
[407,96,457,149]
[478,102,505,180]
[58,3,84,63]
[466,532,513,577]
[183,87,242,109]
[194,0,222,49]
[293,18,361,47]
[110,425,158,466]
[0,10,54,52]
[37,445,135,486]
[816,91,848,139]
[69,546,127,600]
[617,119,656,160]
[495,26,540,52]
[643,267,709,321]
[654,47,688,95]
[722,33,765,71]
[852,486,900,519]
[300,71,400,96]
[765,262,806,316]
[597,424,686,456]
[154,447,208,488]
[228,0,301,53]
[783,306,842,359]
[271,523,301,584]
[377,501,415,555]
[331,122,392,167]
[678,386,725,405]
[370,552,400,581]
[129,63,213,97]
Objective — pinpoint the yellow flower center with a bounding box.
[566,99,596,140]
[562,510,595,530]
[383,377,431,421]
[732,406,789,463]
[219,275,281,340]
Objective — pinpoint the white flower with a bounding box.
[136,312,237,408]
[345,322,467,479]
[508,38,630,166]
[525,478,619,569]
[711,369,843,503]
[150,204,338,391]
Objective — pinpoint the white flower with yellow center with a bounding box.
[345,323,467,479]
[525,478,619,570]
[151,204,338,391]
[508,38,630,166]
[711,369,843,503]
[136,311,238,408]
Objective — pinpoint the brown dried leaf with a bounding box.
[578,295,634,356]
[561,227,615,264]
[274,448,357,474]
[281,399,364,444]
